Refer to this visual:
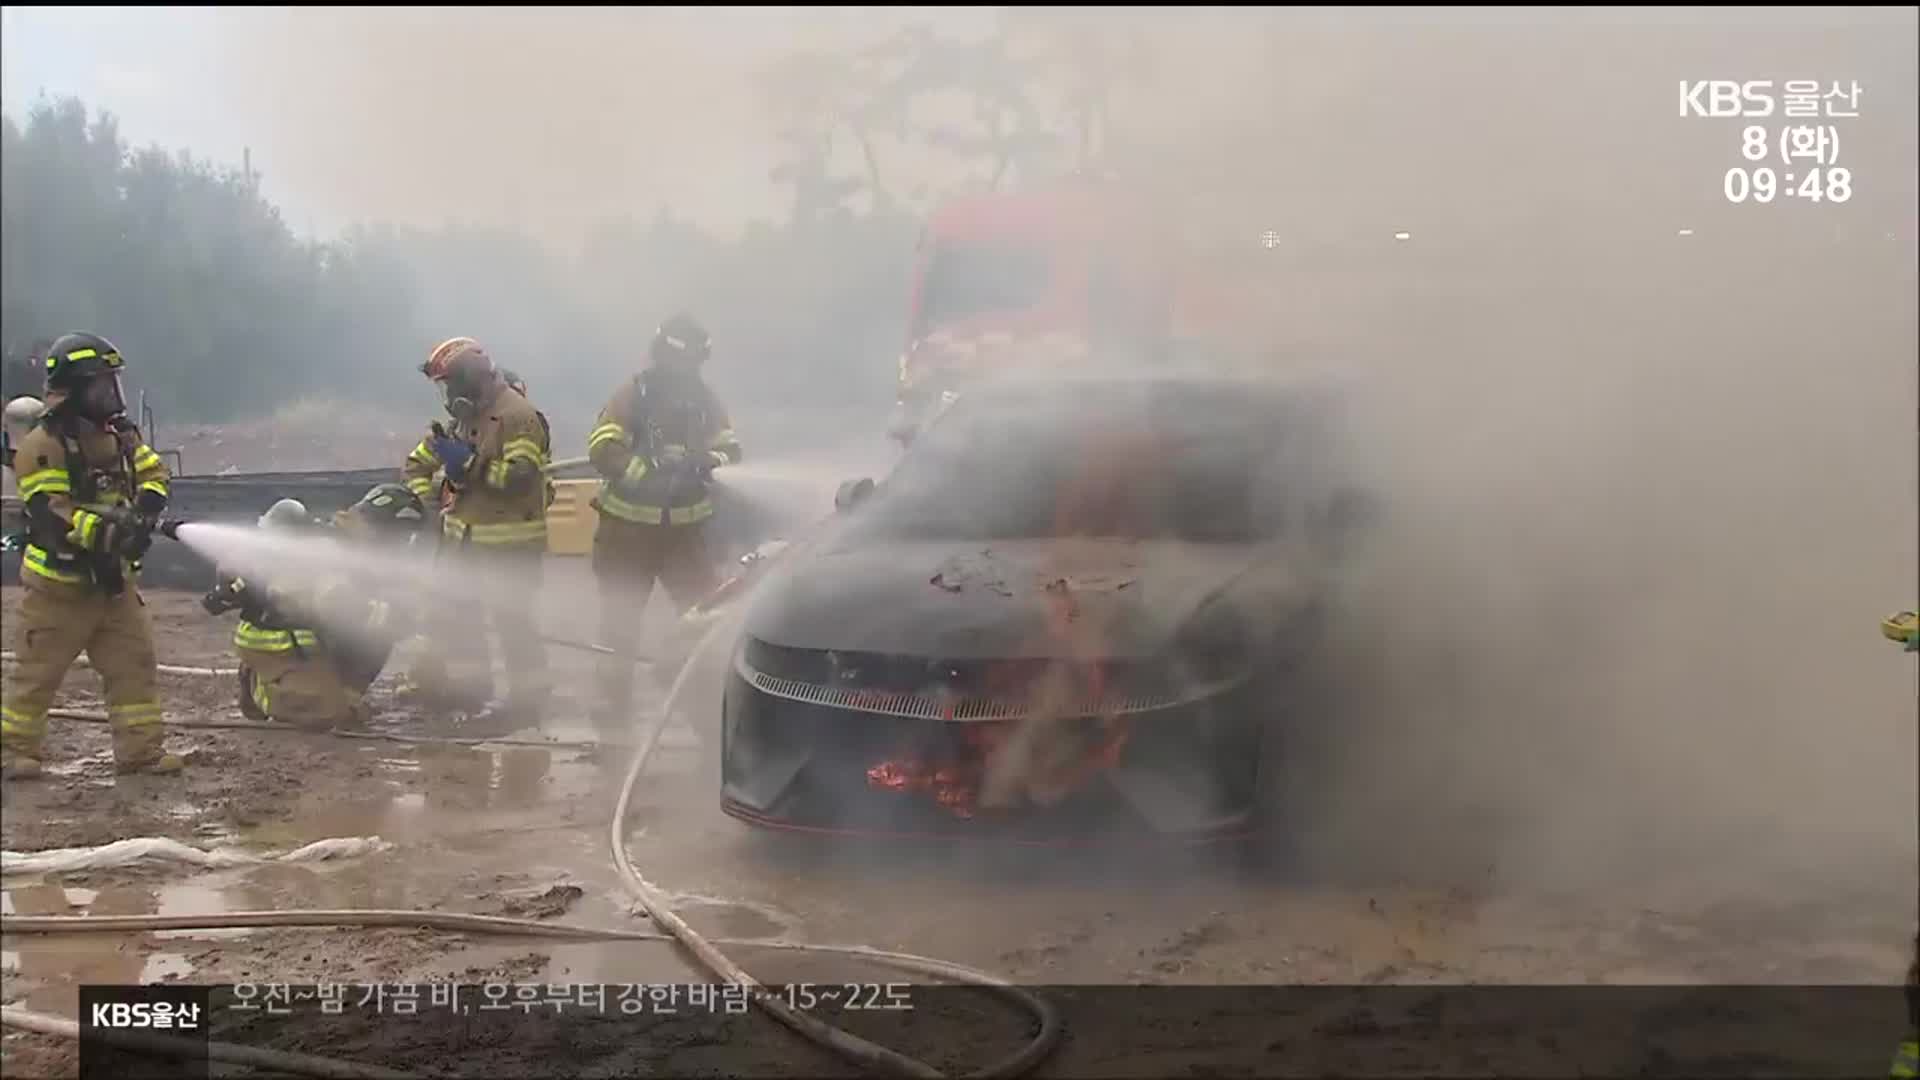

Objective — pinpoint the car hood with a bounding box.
[742,537,1291,661]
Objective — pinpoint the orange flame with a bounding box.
[864,428,1163,818]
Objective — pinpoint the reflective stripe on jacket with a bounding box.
[234,620,321,653]
[439,379,551,546]
[10,418,166,587]
[586,372,740,527]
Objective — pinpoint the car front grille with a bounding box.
[735,641,1245,723]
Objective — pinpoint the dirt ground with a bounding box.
[2,583,1912,1078]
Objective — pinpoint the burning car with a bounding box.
[719,371,1375,844]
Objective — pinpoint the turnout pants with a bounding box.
[236,645,367,732]
[411,537,550,719]
[590,516,719,739]
[1,574,169,768]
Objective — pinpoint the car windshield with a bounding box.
[913,241,1055,336]
[846,382,1294,545]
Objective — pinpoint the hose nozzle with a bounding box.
[155,518,193,542]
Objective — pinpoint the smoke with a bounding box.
[203,7,994,243]
[163,9,1918,909]
[1271,227,1919,899]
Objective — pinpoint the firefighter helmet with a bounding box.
[346,482,426,534]
[41,332,130,419]
[650,313,711,368]
[258,498,313,530]
[42,332,126,388]
[421,337,486,382]
[3,395,46,431]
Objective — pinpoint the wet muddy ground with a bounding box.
[3,584,1913,1077]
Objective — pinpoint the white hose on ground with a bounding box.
[606,615,1062,1079]
[0,650,236,678]
[2,835,392,876]
[0,608,1064,1078]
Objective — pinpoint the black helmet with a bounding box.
[43,332,125,388]
[43,332,129,419]
[650,313,711,368]
[345,483,426,534]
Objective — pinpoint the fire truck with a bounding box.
[885,181,1180,445]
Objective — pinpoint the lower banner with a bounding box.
[73,982,1904,1078]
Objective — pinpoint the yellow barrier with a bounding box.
[546,478,601,556]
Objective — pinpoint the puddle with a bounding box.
[663,893,796,941]
[140,952,195,982]
[0,876,239,1009]
[154,880,254,940]
[681,901,787,941]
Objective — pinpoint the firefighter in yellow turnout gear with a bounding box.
[400,338,553,727]
[204,491,422,732]
[586,314,742,741]
[1,333,181,779]
[1887,608,1920,1080]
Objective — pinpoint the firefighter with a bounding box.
[585,313,742,742]
[402,337,553,727]
[327,482,429,694]
[499,367,556,511]
[203,498,336,726]
[4,395,47,470]
[1,333,181,780]
[1889,610,1920,1079]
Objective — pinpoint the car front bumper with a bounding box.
[718,651,1266,846]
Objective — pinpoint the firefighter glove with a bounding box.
[430,433,475,485]
[120,517,156,563]
[136,489,167,518]
[202,588,238,616]
[82,505,141,556]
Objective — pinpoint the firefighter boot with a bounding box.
[1,748,44,781]
[1,709,47,780]
[111,706,183,775]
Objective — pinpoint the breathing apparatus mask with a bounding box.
[439,362,491,422]
[76,371,128,423]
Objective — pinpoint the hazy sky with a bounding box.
[0,6,999,242]
[6,6,1912,251]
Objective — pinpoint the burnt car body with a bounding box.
[720,370,1374,845]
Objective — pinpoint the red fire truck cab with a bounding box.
[888,183,1175,444]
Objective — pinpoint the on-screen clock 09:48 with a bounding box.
[1725,167,1853,203]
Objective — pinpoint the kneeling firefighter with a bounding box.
[586,314,742,743]
[401,338,553,727]
[204,499,354,730]
[1,333,182,779]
[203,487,425,730]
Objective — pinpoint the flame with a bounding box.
[864,427,1161,819]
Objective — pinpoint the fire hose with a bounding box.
[0,612,1064,1079]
